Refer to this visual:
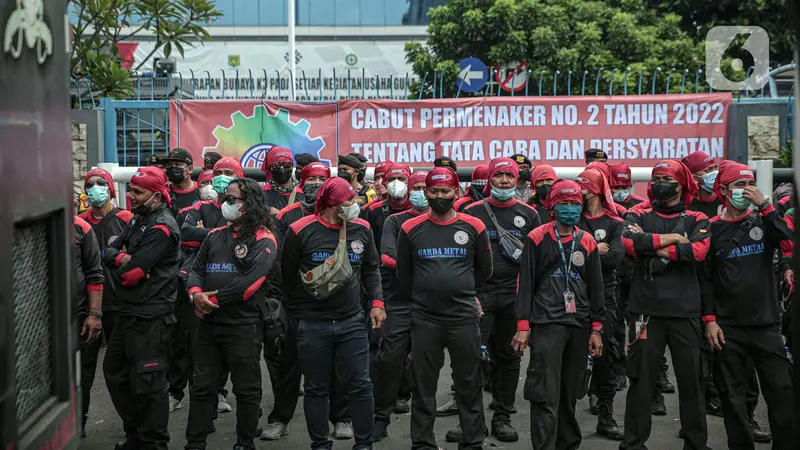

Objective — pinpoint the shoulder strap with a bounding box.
[482,200,509,235]
[95,208,121,231]
[287,189,297,206]
[717,211,759,261]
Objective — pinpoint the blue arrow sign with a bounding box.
[456,57,488,93]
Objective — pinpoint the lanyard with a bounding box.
[553,223,578,291]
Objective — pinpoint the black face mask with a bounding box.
[303,183,323,204]
[357,167,367,183]
[166,167,186,184]
[271,167,294,184]
[519,169,531,182]
[338,170,353,183]
[429,197,454,214]
[535,184,551,199]
[132,193,158,216]
[651,181,680,203]
[294,166,304,182]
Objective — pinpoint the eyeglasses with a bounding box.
[223,195,245,205]
[85,179,108,189]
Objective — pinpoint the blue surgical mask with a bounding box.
[728,188,752,211]
[409,190,428,209]
[86,185,110,207]
[212,175,235,195]
[701,171,718,193]
[612,189,630,203]
[491,186,516,201]
[553,204,582,227]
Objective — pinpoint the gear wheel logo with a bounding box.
[202,105,327,169]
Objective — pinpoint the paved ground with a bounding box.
[79,349,771,449]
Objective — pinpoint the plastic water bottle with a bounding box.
[480,345,490,362]
[786,347,794,364]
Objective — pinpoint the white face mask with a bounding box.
[387,179,408,199]
[221,201,244,222]
[613,189,630,203]
[199,185,218,201]
[338,203,361,221]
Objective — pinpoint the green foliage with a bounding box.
[778,137,794,168]
[71,0,222,100]
[404,0,705,99]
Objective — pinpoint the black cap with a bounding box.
[338,154,362,168]
[511,154,531,166]
[434,156,458,172]
[150,154,162,166]
[294,153,319,167]
[349,152,368,164]
[163,147,193,165]
[203,151,222,168]
[585,148,606,162]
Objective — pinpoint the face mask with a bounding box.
[357,167,367,183]
[553,204,582,227]
[303,183,323,204]
[212,175,235,195]
[337,203,361,221]
[429,197,454,214]
[701,170,718,193]
[86,185,110,207]
[491,186,516,201]
[519,169,531,182]
[613,189,630,203]
[270,167,294,184]
[651,181,680,203]
[535,184,552,199]
[338,170,353,183]
[387,180,408,199]
[199,185,218,201]
[221,200,244,222]
[132,193,158,216]
[728,188,752,211]
[409,191,428,209]
[166,167,186,184]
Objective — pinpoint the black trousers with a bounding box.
[621,316,708,450]
[185,321,263,450]
[373,302,414,426]
[103,314,174,450]
[590,320,617,401]
[524,323,589,450]
[411,317,485,450]
[614,278,631,374]
[478,296,520,421]
[80,310,120,428]
[714,324,795,450]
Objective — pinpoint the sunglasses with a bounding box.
[223,195,244,205]
[85,179,108,189]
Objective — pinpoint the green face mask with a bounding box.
[212,175,235,196]
[728,188,752,211]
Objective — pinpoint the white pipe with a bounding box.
[748,159,774,201]
[288,0,296,101]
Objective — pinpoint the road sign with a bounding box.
[496,61,528,92]
[456,57,488,93]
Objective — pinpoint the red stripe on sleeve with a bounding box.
[652,234,660,249]
[780,239,794,255]
[371,300,385,309]
[691,237,711,261]
[115,252,128,267]
[591,321,603,332]
[243,276,267,301]
[621,236,635,256]
[181,241,202,248]
[380,254,396,269]
[87,283,103,292]
[208,295,219,306]
[516,320,530,332]
[121,267,146,286]
[667,245,678,261]
[188,286,203,296]
[702,315,716,324]
[152,224,171,237]
[760,204,776,216]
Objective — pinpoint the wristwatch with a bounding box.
[88,310,103,318]
[190,292,197,303]
[758,199,771,211]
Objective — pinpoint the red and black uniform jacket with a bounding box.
[79,208,134,312]
[515,223,605,331]
[701,204,793,327]
[379,209,426,305]
[75,216,104,317]
[622,206,711,318]
[170,183,201,227]
[579,210,625,321]
[530,198,551,225]
[262,184,302,212]
[396,213,493,325]
[180,200,227,250]
[187,225,278,325]
[688,194,723,220]
[618,194,647,210]
[776,195,792,217]
[281,216,383,321]
[363,200,409,256]
[463,198,541,300]
[616,194,646,278]
[102,204,181,318]
[265,201,315,300]
[453,194,479,213]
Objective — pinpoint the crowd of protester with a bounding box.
[73,146,796,450]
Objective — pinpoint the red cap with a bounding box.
[586,161,611,184]
[471,164,490,182]
[682,151,716,174]
[544,179,583,210]
[409,170,429,187]
[198,170,214,185]
[262,146,293,180]
[483,157,519,196]
[316,177,356,211]
[130,167,171,207]
[84,168,115,199]
[214,157,244,178]
[301,162,331,186]
[577,168,617,212]
[532,164,557,184]
[426,167,460,190]
[374,161,392,179]
[713,161,754,207]
[649,160,699,205]
[386,163,412,180]
[609,163,633,188]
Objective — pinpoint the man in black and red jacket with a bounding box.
[683,151,723,219]
[453,165,488,212]
[102,167,180,450]
[162,148,201,222]
[372,170,429,440]
[619,160,711,450]
[281,177,385,450]
[513,179,605,450]
[609,163,646,210]
[74,215,105,435]
[396,167,493,450]
[702,161,795,450]
[261,146,302,214]
[462,157,541,443]
[362,163,412,251]
[576,167,625,440]
[529,164,556,222]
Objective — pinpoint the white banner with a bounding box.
[130,41,419,100]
